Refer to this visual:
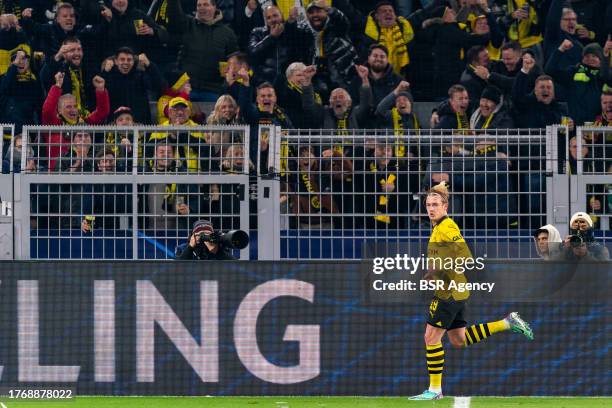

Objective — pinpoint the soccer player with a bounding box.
[410,183,534,400]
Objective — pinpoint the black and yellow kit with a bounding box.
[426,215,472,329]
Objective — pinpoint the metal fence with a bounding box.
[267,128,553,259]
[12,125,251,260]
[573,126,612,233]
[3,124,611,260]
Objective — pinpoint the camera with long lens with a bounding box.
[197,230,249,250]
[568,230,593,247]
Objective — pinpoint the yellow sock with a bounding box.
[426,343,444,392]
[464,320,510,346]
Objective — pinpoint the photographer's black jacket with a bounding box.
[176,243,235,260]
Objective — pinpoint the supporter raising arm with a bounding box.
[41,73,110,170]
[545,40,610,125]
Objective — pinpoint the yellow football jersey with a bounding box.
[427,216,473,301]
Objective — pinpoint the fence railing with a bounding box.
[267,128,555,259]
[11,125,251,260]
[2,125,610,260]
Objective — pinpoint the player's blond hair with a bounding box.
[426,182,449,204]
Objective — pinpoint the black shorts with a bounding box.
[426,297,467,330]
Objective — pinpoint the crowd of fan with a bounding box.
[0,0,611,231]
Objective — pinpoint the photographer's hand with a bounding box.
[188,233,197,248]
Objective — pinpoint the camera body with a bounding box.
[196,230,249,250]
[568,229,594,247]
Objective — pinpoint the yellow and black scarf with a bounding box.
[333,110,351,154]
[456,112,469,129]
[391,108,419,158]
[68,67,88,116]
[16,69,36,82]
[154,0,169,26]
[370,161,395,224]
[60,114,85,126]
[474,144,497,156]
[364,14,413,75]
[479,112,495,129]
[287,81,322,105]
[507,0,543,48]
[300,172,321,211]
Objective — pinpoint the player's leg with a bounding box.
[410,323,446,400]
[459,312,533,347]
[424,323,446,393]
[409,298,454,400]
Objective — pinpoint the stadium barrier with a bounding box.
[0,260,608,396]
[267,127,555,259]
[3,125,611,260]
[12,125,251,260]
[574,126,612,234]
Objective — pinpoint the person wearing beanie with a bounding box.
[469,85,514,129]
[374,80,420,192]
[105,106,140,172]
[374,80,419,156]
[560,211,610,261]
[176,219,235,260]
[545,39,611,125]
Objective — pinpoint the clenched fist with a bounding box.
[92,75,105,90]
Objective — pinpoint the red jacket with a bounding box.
[41,85,110,171]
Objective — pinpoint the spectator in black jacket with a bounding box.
[20,4,80,64]
[469,86,515,130]
[351,43,401,122]
[275,62,321,129]
[79,146,130,233]
[486,41,523,95]
[375,80,419,135]
[305,64,372,131]
[543,0,584,68]
[40,37,96,113]
[423,6,489,99]
[167,0,239,101]
[0,13,31,76]
[545,40,610,126]
[460,45,490,112]
[234,68,293,172]
[247,4,313,86]
[100,47,165,124]
[96,0,168,62]
[512,54,568,128]
[434,84,471,130]
[303,0,358,101]
[0,49,43,134]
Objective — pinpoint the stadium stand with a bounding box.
[0,0,609,261]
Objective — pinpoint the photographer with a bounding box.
[176,220,237,260]
[559,212,610,261]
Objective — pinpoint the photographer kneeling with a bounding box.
[559,212,609,261]
[177,220,248,260]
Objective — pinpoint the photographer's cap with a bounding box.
[570,212,593,228]
[192,220,214,235]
